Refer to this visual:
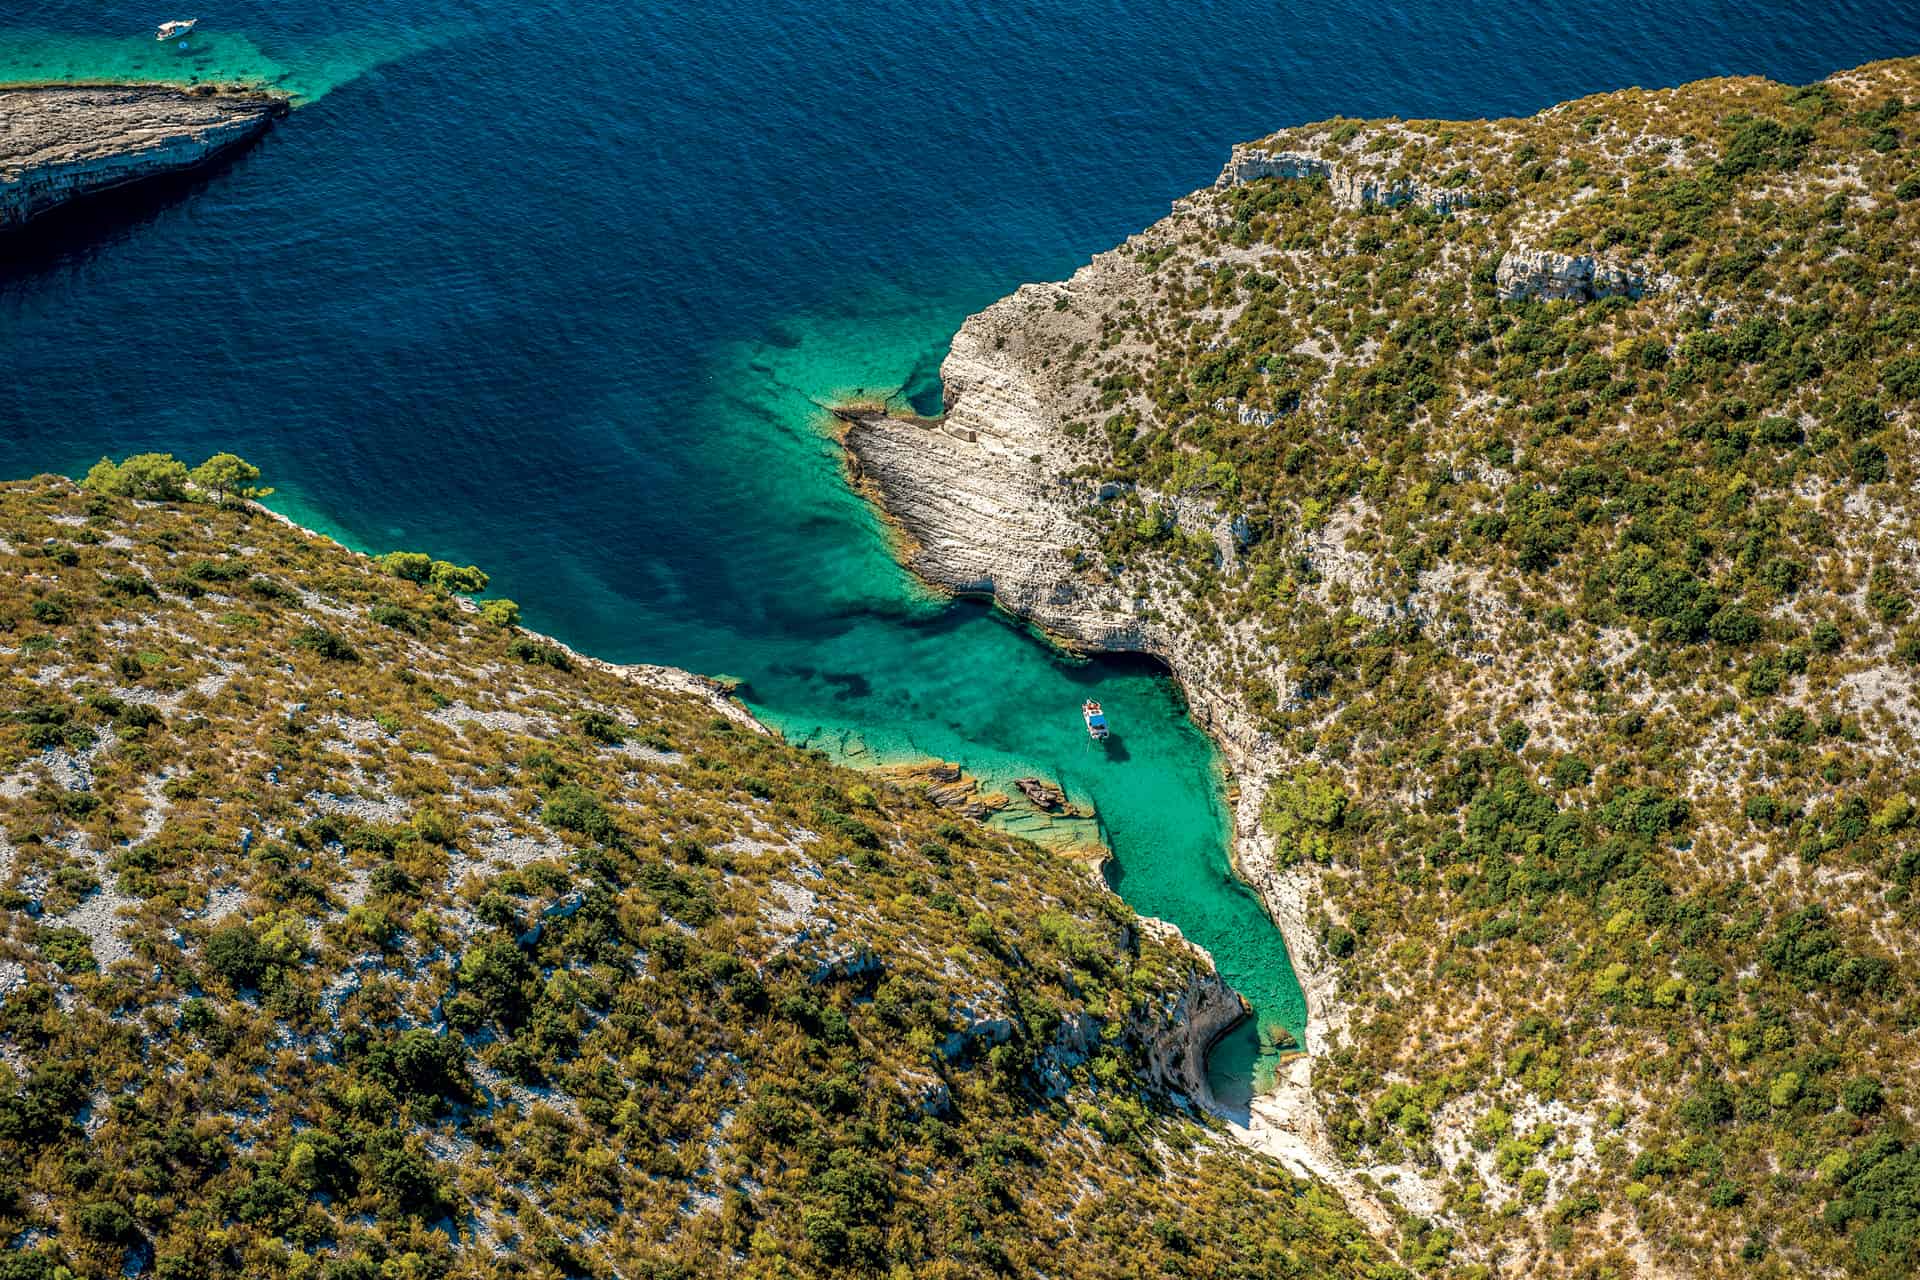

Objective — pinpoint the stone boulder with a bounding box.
[1495,246,1648,302]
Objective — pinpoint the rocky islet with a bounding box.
[0,82,285,231]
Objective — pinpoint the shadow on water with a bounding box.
[0,147,268,281]
[899,343,948,417]
[1205,1019,1265,1118]
[895,596,1009,640]
[1098,734,1131,763]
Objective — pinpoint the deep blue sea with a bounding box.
[5,0,1917,1107]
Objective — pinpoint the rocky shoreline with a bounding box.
[836,150,1399,1224]
[250,493,1244,1102]
[1,83,288,231]
[241,496,767,735]
[1131,919,1252,1109]
[843,387,1381,1191]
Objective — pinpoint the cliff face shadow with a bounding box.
[1209,1097,1253,1126]
[1199,1018,1261,1121]
[0,145,264,282]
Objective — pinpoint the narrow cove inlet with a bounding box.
[14,7,1920,1273]
[2,0,1328,1104]
[237,315,1316,1108]
[266,479,1312,1106]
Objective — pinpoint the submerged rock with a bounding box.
[1013,776,1067,810]
[0,83,288,231]
[876,759,1008,820]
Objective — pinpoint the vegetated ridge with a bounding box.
[845,55,1920,1278]
[0,465,1390,1279]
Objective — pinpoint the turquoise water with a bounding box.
[0,22,468,101]
[5,2,1918,1106]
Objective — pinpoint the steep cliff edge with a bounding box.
[842,254,1360,1200]
[1,84,287,230]
[847,56,1920,1277]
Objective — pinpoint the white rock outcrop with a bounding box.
[842,280,1282,787]
[1494,245,1649,301]
[1216,144,1474,213]
[1135,965,1250,1107]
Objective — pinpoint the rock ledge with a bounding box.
[1,83,288,230]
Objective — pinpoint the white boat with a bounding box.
[1082,699,1109,740]
[156,18,197,42]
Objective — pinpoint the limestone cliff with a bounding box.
[1212,141,1473,213]
[846,57,1920,1275]
[840,267,1366,1237]
[0,84,287,231]
[852,52,1920,1280]
[843,273,1349,1148]
[837,161,1487,1271]
[1493,244,1654,302]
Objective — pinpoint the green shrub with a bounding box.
[293,624,358,662]
[247,576,302,605]
[188,453,270,503]
[183,558,248,583]
[359,1029,469,1107]
[1262,768,1350,865]
[74,1199,133,1241]
[0,1251,63,1280]
[1824,1134,1920,1270]
[105,573,157,599]
[507,636,570,670]
[204,923,268,989]
[541,784,621,846]
[370,603,425,635]
[1885,356,1920,401]
[1763,906,1893,995]
[479,598,522,628]
[81,452,189,500]
[1715,116,1812,176]
[1843,1077,1885,1117]
[575,709,624,745]
[428,561,489,594]
[378,550,434,582]
[35,927,95,974]
[28,596,71,626]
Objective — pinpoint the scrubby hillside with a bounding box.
[0,475,1389,1279]
[846,56,1920,1278]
